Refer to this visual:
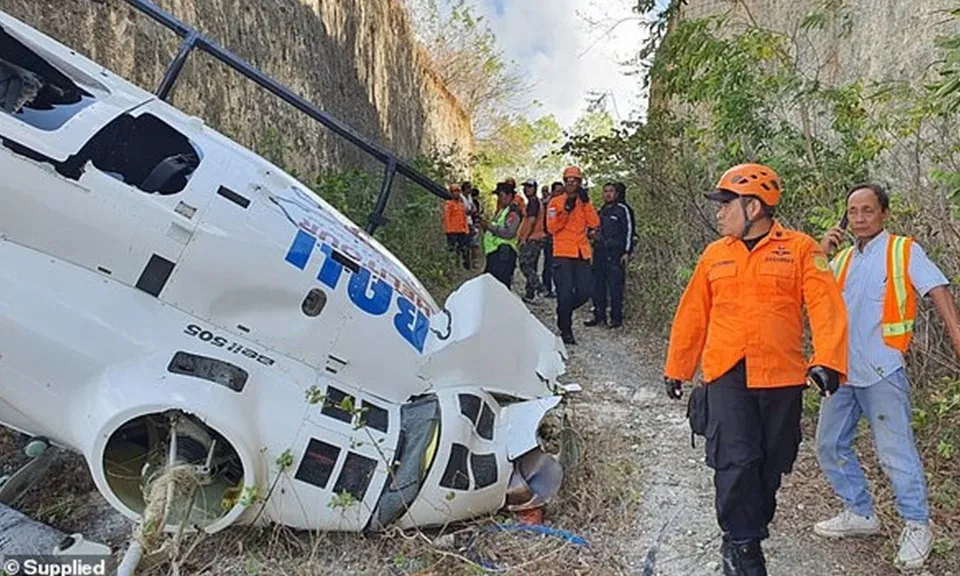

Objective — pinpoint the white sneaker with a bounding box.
[813,509,880,538]
[896,520,933,570]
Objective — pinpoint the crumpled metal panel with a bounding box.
[418,274,566,400]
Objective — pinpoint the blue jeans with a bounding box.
[815,367,929,522]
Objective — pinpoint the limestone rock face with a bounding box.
[676,0,958,87]
[0,0,474,178]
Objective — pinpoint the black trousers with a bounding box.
[591,250,625,323]
[554,257,593,335]
[446,233,470,269]
[541,237,554,293]
[484,244,517,289]
[705,360,803,542]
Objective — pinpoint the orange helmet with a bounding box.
[562,166,583,180]
[707,163,782,206]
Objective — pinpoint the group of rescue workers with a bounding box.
[442,166,636,345]
[445,161,960,575]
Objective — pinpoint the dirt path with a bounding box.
[523,295,927,576]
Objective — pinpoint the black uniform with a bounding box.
[540,198,555,296]
[588,201,632,326]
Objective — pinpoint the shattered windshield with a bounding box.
[0,26,96,130]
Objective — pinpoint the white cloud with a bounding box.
[475,0,652,128]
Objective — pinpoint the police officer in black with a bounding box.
[585,182,633,328]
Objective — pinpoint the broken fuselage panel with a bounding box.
[0,8,569,534]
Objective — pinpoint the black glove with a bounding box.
[807,365,840,397]
[564,195,577,212]
[664,377,683,400]
[578,188,590,203]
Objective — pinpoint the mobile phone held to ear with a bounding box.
[839,213,848,230]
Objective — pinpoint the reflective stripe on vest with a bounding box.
[830,246,854,286]
[830,234,915,352]
[482,205,519,255]
[883,235,915,347]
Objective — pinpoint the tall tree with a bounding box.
[403,0,533,139]
[472,112,566,189]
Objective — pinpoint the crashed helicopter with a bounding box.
[0,0,574,549]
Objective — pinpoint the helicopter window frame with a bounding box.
[55,110,203,195]
[293,438,341,489]
[0,25,99,131]
[331,452,378,503]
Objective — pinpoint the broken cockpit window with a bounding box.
[57,111,202,195]
[0,25,200,195]
[0,25,96,130]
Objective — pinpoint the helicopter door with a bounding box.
[159,160,350,370]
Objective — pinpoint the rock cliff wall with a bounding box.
[675,0,958,87]
[0,0,473,179]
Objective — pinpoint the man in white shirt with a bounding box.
[815,183,960,570]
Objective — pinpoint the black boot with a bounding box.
[721,538,767,576]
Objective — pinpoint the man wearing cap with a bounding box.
[662,163,848,576]
[478,182,523,289]
[518,178,546,302]
[546,166,600,345]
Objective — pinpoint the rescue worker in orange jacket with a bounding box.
[547,166,600,344]
[663,163,848,576]
[442,183,470,269]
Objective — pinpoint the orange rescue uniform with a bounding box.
[546,194,600,259]
[664,221,848,388]
[442,199,468,234]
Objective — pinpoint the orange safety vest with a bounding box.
[663,221,848,388]
[513,194,526,213]
[519,198,546,242]
[830,234,916,352]
[442,199,469,234]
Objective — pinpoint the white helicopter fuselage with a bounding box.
[0,8,568,535]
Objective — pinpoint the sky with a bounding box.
[474,0,670,129]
